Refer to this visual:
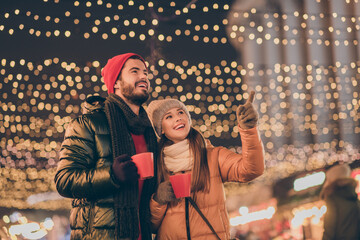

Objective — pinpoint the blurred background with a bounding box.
[0,0,359,239]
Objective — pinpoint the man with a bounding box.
[55,53,158,240]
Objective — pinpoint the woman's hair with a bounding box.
[157,127,210,193]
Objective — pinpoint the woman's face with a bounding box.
[161,107,190,143]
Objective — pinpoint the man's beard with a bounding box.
[120,80,149,106]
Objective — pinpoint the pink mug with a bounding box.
[169,173,192,198]
[131,152,154,180]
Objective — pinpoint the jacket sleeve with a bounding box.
[322,198,337,240]
[54,115,119,199]
[149,194,168,232]
[218,126,265,182]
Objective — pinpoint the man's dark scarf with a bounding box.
[104,93,157,240]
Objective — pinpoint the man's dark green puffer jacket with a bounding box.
[55,97,152,240]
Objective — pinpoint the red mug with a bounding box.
[169,173,192,198]
[131,152,154,180]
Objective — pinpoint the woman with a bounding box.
[146,91,265,239]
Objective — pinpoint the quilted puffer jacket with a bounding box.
[55,96,154,240]
[150,127,265,239]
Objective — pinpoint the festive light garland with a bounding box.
[1,58,359,166]
[0,0,359,210]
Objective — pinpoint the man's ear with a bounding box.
[114,79,121,90]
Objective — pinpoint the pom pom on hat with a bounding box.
[101,53,146,94]
[146,99,192,138]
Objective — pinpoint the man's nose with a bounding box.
[140,72,148,79]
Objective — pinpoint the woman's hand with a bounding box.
[236,91,258,129]
[153,181,177,205]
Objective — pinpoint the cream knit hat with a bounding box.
[146,99,192,138]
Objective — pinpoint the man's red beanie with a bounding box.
[101,53,146,94]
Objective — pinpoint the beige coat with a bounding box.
[150,127,265,239]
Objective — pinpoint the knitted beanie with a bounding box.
[146,99,192,138]
[101,53,146,94]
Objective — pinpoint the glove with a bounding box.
[236,91,258,130]
[153,181,176,205]
[112,154,139,183]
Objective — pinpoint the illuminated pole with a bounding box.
[355,3,360,58]
[303,0,338,144]
[328,0,360,146]
[281,0,314,148]
[262,3,293,150]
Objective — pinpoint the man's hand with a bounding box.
[236,91,258,129]
[112,154,139,183]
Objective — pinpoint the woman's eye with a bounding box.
[165,115,172,119]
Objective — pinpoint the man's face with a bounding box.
[114,58,150,105]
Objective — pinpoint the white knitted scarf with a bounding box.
[163,139,193,173]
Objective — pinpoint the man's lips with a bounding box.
[136,81,148,89]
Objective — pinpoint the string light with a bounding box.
[0,0,359,210]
